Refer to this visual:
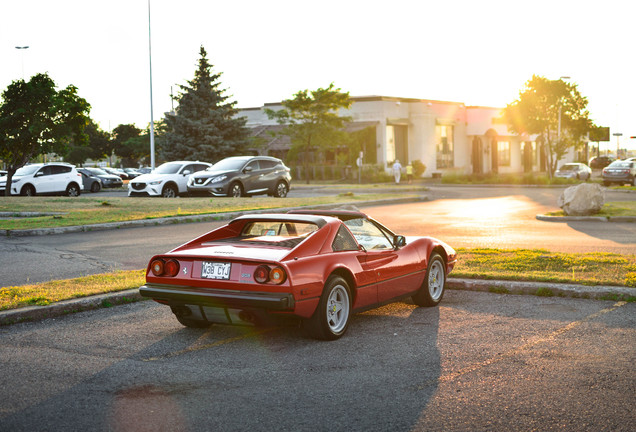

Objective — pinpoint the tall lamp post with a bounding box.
[147,0,156,170]
[15,46,29,79]
[613,133,622,159]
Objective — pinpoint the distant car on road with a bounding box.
[139,209,457,339]
[78,168,123,189]
[187,156,292,198]
[0,163,82,196]
[123,168,143,179]
[602,160,636,186]
[589,156,615,169]
[554,163,592,181]
[128,161,212,197]
[103,167,130,180]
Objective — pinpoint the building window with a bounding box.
[436,125,454,168]
[386,126,396,163]
[498,141,511,166]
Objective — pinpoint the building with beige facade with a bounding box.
[239,95,582,177]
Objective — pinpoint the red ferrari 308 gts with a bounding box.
[140,209,457,340]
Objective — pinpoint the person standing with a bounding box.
[392,159,402,183]
[406,162,413,184]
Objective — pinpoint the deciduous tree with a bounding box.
[265,83,352,183]
[0,73,90,195]
[503,75,593,177]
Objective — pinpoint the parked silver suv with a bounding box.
[2,163,82,196]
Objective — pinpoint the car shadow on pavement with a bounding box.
[0,302,441,431]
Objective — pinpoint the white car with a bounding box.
[554,163,592,181]
[128,161,212,197]
[0,163,82,196]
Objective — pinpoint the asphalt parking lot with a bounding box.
[1,290,633,431]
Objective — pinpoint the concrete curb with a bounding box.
[446,278,634,300]
[2,195,428,237]
[536,214,636,222]
[2,278,632,326]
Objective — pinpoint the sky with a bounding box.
[1,0,634,151]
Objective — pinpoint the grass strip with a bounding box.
[2,248,635,312]
[545,201,636,217]
[0,193,410,230]
[1,270,146,310]
[454,248,636,287]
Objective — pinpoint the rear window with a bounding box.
[206,221,320,249]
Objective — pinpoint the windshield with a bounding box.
[209,158,249,172]
[87,168,108,176]
[608,161,631,168]
[15,165,41,176]
[154,162,182,174]
[559,165,578,171]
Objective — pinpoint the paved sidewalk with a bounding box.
[1,278,632,326]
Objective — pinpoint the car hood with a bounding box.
[169,244,290,262]
[192,169,234,179]
[132,173,174,183]
[96,174,122,180]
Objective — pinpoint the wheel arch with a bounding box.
[21,183,36,195]
[163,181,179,192]
[327,267,357,305]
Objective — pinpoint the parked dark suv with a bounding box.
[589,156,615,169]
[187,156,292,197]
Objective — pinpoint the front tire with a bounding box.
[229,182,243,197]
[274,181,288,198]
[162,184,178,198]
[66,183,80,197]
[21,185,35,196]
[90,182,102,193]
[412,253,446,307]
[305,276,351,340]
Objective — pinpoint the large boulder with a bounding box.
[557,183,605,216]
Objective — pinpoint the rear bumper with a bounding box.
[139,283,294,310]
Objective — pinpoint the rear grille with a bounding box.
[132,182,146,190]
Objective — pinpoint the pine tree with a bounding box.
[162,46,248,162]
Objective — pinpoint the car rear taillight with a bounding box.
[150,259,165,276]
[269,266,286,284]
[254,265,270,283]
[164,259,180,277]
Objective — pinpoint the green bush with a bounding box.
[411,160,426,177]
[440,172,579,185]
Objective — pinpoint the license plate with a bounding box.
[201,261,231,279]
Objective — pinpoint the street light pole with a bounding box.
[147,0,156,170]
[15,46,29,79]
[613,133,623,159]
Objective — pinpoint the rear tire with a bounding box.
[175,315,211,328]
[412,253,446,307]
[274,181,288,198]
[304,276,351,340]
[66,183,81,197]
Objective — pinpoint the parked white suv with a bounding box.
[128,161,212,197]
[2,163,82,196]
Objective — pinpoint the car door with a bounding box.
[344,218,422,303]
[241,160,263,194]
[257,159,279,191]
[34,166,55,193]
[177,164,196,193]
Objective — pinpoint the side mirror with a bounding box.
[35,171,44,177]
[182,170,191,176]
[244,166,253,173]
[393,235,406,248]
